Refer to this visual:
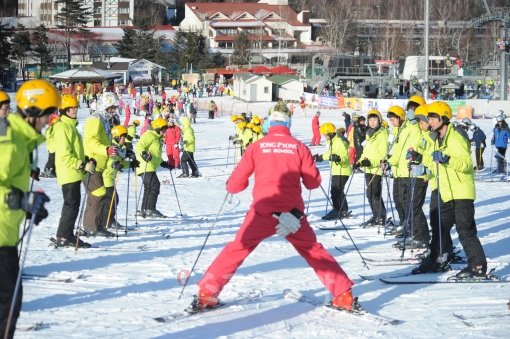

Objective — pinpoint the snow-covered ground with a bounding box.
[13,95,510,338]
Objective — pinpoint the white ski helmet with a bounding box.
[496,114,505,122]
[469,123,478,132]
[98,92,119,114]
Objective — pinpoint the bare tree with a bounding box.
[313,0,359,52]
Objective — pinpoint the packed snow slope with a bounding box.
[14,95,510,338]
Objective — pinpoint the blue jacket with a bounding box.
[470,128,486,149]
[492,126,510,148]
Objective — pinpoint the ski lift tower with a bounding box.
[472,12,510,100]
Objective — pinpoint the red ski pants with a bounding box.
[198,209,353,298]
[166,145,180,169]
[310,128,321,145]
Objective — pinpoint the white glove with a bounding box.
[273,212,301,237]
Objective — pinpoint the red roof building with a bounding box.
[178,0,331,69]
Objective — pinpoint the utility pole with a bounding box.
[424,0,430,100]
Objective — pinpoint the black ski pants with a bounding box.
[392,177,405,225]
[44,152,55,173]
[141,172,160,211]
[475,147,485,169]
[0,247,22,339]
[181,151,198,176]
[429,190,486,268]
[101,186,119,227]
[496,147,507,172]
[56,180,81,238]
[403,177,430,242]
[331,175,349,213]
[365,173,386,220]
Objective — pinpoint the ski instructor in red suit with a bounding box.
[310,110,321,145]
[194,103,355,311]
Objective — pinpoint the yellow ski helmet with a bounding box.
[319,122,336,135]
[387,106,405,120]
[0,90,9,104]
[427,101,452,120]
[151,117,168,131]
[16,79,61,117]
[111,125,128,139]
[60,94,79,110]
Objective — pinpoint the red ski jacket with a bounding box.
[227,125,321,214]
[165,125,181,147]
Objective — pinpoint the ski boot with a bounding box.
[322,209,340,221]
[96,227,116,238]
[360,216,375,228]
[144,209,167,218]
[55,235,91,248]
[455,264,487,279]
[411,254,451,275]
[397,237,429,250]
[331,289,354,311]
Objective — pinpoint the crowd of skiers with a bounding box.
[0,80,206,337]
[310,96,491,280]
[0,78,505,335]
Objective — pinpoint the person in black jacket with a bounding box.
[353,116,367,163]
[470,123,486,170]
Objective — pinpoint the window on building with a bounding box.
[119,8,129,14]
[95,7,102,14]
[264,87,269,94]
[119,20,129,26]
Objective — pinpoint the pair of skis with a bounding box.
[153,289,402,326]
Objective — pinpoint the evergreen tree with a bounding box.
[0,22,13,68]
[208,52,227,68]
[170,30,209,74]
[232,31,251,67]
[55,0,92,70]
[31,25,53,79]
[114,28,137,58]
[10,25,31,81]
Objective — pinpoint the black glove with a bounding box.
[329,154,341,163]
[112,161,124,171]
[129,158,140,170]
[141,151,152,162]
[30,167,40,181]
[313,154,323,162]
[229,135,235,141]
[160,161,170,169]
[5,188,50,225]
[233,139,240,145]
[432,151,450,164]
[352,163,360,170]
[406,149,423,164]
[360,159,371,167]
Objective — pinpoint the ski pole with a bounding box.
[4,196,45,339]
[124,166,131,234]
[178,193,230,300]
[136,162,149,221]
[383,174,396,236]
[16,177,35,254]
[168,166,183,216]
[75,173,92,252]
[318,184,369,270]
[435,161,443,258]
[324,158,333,215]
[225,139,231,168]
[105,170,120,233]
[489,144,493,173]
[305,189,312,215]
[134,167,139,226]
